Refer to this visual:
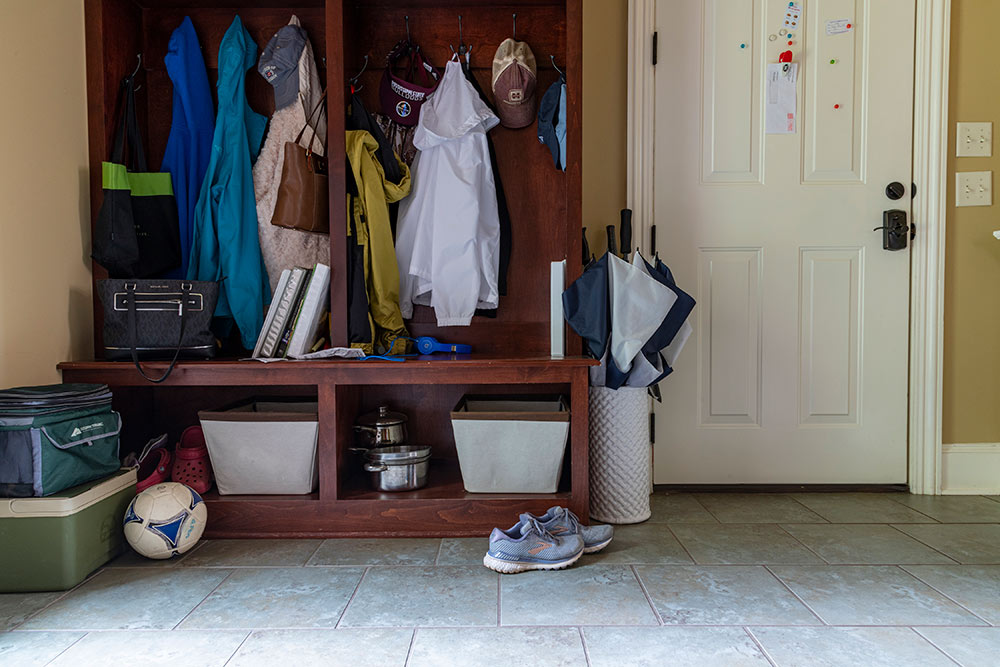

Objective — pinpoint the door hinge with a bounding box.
[649,412,655,444]
[650,224,657,256]
[652,32,658,66]
[910,221,916,240]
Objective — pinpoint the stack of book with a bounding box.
[252,263,331,359]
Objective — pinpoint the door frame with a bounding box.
[627,0,952,494]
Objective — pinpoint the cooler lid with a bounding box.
[1,468,137,518]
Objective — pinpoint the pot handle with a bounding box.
[348,447,369,454]
[354,425,374,433]
[364,463,388,473]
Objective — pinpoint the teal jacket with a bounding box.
[187,16,269,349]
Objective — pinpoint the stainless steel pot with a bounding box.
[363,445,430,492]
[354,406,408,448]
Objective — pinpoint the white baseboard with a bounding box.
[941,443,1000,494]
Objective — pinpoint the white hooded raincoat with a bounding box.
[395,58,501,326]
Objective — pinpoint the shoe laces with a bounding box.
[521,517,560,543]
[554,507,582,531]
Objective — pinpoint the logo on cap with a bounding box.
[396,101,412,118]
[262,65,277,81]
[508,89,524,103]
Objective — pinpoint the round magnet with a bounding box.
[830,59,837,64]
[779,28,788,36]
[769,34,777,41]
[740,43,746,49]
[788,40,793,45]
[846,23,852,29]
[834,104,841,109]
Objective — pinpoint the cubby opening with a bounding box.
[336,382,574,501]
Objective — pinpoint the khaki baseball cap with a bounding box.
[492,38,537,129]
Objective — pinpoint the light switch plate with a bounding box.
[957,122,992,157]
[956,171,992,207]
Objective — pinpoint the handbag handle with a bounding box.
[109,76,148,172]
[294,90,328,155]
[125,282,189,383]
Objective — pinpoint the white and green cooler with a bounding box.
[0,468,136,592]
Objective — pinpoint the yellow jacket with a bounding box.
[346,130,411,354]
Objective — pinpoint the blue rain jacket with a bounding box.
[160,16,214,279]
[187,16,269,349]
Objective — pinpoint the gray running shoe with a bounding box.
[483,517,584,573]
[530,506,614,554]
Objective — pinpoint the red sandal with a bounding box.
[171,425,213,495]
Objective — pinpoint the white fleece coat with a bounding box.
[254,16,329,291]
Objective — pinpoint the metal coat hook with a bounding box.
[349,55,369,92]
[550,55,564,78]
[512,13,517,39]
[129,53,143,92]
[405,15,410,43]
[451,15,470,58]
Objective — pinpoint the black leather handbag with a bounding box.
[97,280,218,383]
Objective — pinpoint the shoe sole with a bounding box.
[482,549,583,574]
[583,537,613,554]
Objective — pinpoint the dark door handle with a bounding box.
[875,210,909,251]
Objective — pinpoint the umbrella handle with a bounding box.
[582,227,591,266]
[620,209,633,260]
[606,225,617,257]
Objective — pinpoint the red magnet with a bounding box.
[846,23,852,29]
[778,50,793,63]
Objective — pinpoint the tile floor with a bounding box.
[2,492,1000,666]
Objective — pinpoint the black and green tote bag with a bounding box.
[92,75,181,278]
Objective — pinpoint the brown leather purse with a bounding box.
[272,92,329,233]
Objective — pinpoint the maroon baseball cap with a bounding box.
[492,38,537,129]
[379,43,440,126]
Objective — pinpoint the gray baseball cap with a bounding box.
[258,23,306,110]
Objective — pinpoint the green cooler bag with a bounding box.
[0,407,122,497]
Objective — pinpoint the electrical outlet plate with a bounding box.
[956,171,993,207]
[957,122,992,157]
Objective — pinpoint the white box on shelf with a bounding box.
[199,400,318,495]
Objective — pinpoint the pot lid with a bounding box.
[365,444,431,461]
[356,405,408,428]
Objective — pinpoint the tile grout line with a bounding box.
[881,496,945,523]
[40,630,90,667]
[663,524,698,564]
[302,539,328,567]
[690,495,723,523]
[761,565,828,626]
[334,566,370,629]
[909,627,965,666]
[434,538,445,566]
[886,524,962,564]
[578,626,593,667]
[774,524,833,564]
[170,569,236,630]
[784,496,831,524]
[403,627,418,666]
[220,630,253,667]
[629,564,664,626]
[742,626,779,667]
[10,568,110,631]
[897,566,995,626]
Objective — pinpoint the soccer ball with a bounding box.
[123,482,207,559]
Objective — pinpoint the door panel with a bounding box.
[653,0,914,483]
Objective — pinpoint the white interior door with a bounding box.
[652,0,915,484]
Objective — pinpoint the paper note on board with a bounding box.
[766,63,797,134]
[826,19,853,35]
[784,4,802,30]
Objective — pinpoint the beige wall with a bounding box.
[942,0,1000,444]
[582,0,628,258]
[0,0,93,387]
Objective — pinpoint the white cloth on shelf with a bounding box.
[395,58,501,326]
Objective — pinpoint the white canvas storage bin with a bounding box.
[199,400,318,495]
[451,396,570,493]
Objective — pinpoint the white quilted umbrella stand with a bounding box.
[588,386,650,524]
